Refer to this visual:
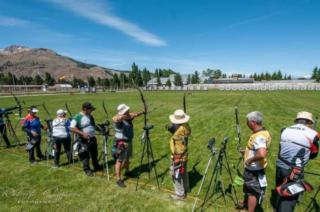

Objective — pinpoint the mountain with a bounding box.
[0,45,125,81]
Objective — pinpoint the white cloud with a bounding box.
[0,16,29,27]
[46,0,167,47]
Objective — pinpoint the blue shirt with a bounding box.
[23,115,43,135]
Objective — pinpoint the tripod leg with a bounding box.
[224,151,239,205]
[216,160,227,204]
[6,118,20,146]
[146,137,160,189]
[135,139,147,191]
[235,155,244,177]
[104,136,110,181]
[146,140,151,179]
[192,156,213,212]
[201,154,222,209]
[306,186,320,212]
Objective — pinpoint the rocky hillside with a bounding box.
[0,45,124,81]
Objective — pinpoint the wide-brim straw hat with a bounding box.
[169,109,190,124]
[295,111,314,123]
[117,104,130,115]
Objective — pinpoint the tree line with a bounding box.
[1,64,319,87]
[201,68,292,81]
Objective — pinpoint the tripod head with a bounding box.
[143,124,154,131]
[207,137,217,155]
[96,122,110,136]
[219,136,230,154]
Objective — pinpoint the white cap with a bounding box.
[296,111,314,123]
[56,109,67,116]
[117,104,130,115]
[169,109,190,124]
[30,108,39,113]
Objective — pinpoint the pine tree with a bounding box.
[87,76,96,87]
[33,74,44,85]
[174,73,183,86]
[165,79,172,87]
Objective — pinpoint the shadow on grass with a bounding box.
[189,160,203,191]
[126,154,168,179]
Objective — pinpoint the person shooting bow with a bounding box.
[237,111,271,212]
[22,106,47,164]
[274,111,319,212]
[111,104,143,188]
[52,109,72,168]
[167,109,191,200]
[69,102,102,176]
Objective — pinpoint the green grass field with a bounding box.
[0,90,319,212]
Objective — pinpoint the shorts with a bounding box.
[112,140,132,162]
[243,169,266,203]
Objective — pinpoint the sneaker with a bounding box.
[85,170,94,177]
[116,180,126,188]
[235,201,247,210]
[170,194,186,201]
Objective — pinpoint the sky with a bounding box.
[0,0,320,77]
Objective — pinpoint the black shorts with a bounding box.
[243,169,266,202]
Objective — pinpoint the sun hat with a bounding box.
[169,109,190,124]
[29,106,39,113]
[56,109,67,116]
[295,111,313,123]
[117,104,130,115]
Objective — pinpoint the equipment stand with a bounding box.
[97,123,110,180]
[194,137,239,211]
[135,124,160,190]
[4,113,20,147]
[306,186,320,212]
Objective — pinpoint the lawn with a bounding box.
[0,90,319,211]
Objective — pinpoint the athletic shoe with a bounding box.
[85,170,94,177]
[170,194,186,201]
[116,180,126,188]
[235,201,247,210]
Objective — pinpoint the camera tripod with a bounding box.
[135,124,160,190]
[97,122,111,180]
[4,113,20,147]
[306,185,320,212]
[192,137,238,211]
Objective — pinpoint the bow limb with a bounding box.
[102,100,109,119]
[132,79,147,127]
[65,103,73,118]
[11,92,23,119]
[183,93,186,113]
